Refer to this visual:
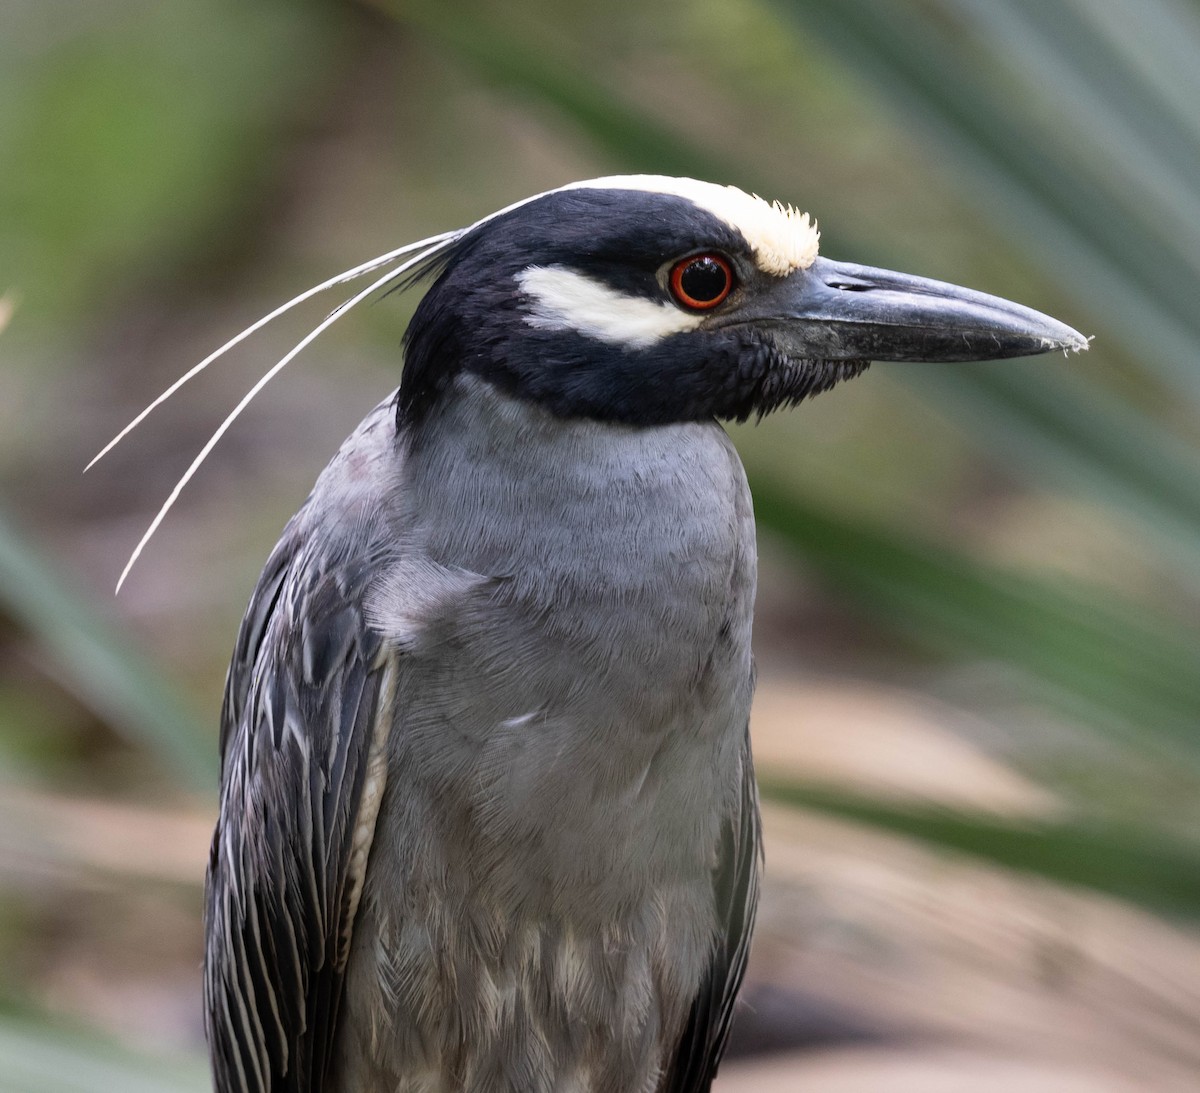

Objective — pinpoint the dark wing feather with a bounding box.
[204,526,393,1093]
[661,727,762,1093]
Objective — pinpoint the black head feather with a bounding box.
[396,187,863,427]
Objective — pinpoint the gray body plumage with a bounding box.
[200,175,1084,1093]
[209,377,760,1093]
[344,378,759,1090]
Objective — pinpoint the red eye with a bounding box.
[669,253,734,310]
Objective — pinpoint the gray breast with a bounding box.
[325,378,757,1093]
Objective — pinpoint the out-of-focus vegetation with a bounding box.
[1,0,1198,1086]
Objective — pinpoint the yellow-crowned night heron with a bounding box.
[192,177,1085,1092]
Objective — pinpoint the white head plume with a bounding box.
[97,176,816,590]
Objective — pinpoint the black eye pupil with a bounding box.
[680,257,728,302]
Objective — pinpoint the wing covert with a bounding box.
[204,529,395,1093]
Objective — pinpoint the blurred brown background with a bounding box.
[1,1,1199,1089]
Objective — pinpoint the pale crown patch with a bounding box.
[561,175,820,276]
[517,265,705,348]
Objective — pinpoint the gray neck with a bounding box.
[382,371,759,771]
[402,376,755,605]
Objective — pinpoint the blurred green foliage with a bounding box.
[2,0,1199,1081]
[0,1,341,341]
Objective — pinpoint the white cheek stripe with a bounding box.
[517,265,704,349]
